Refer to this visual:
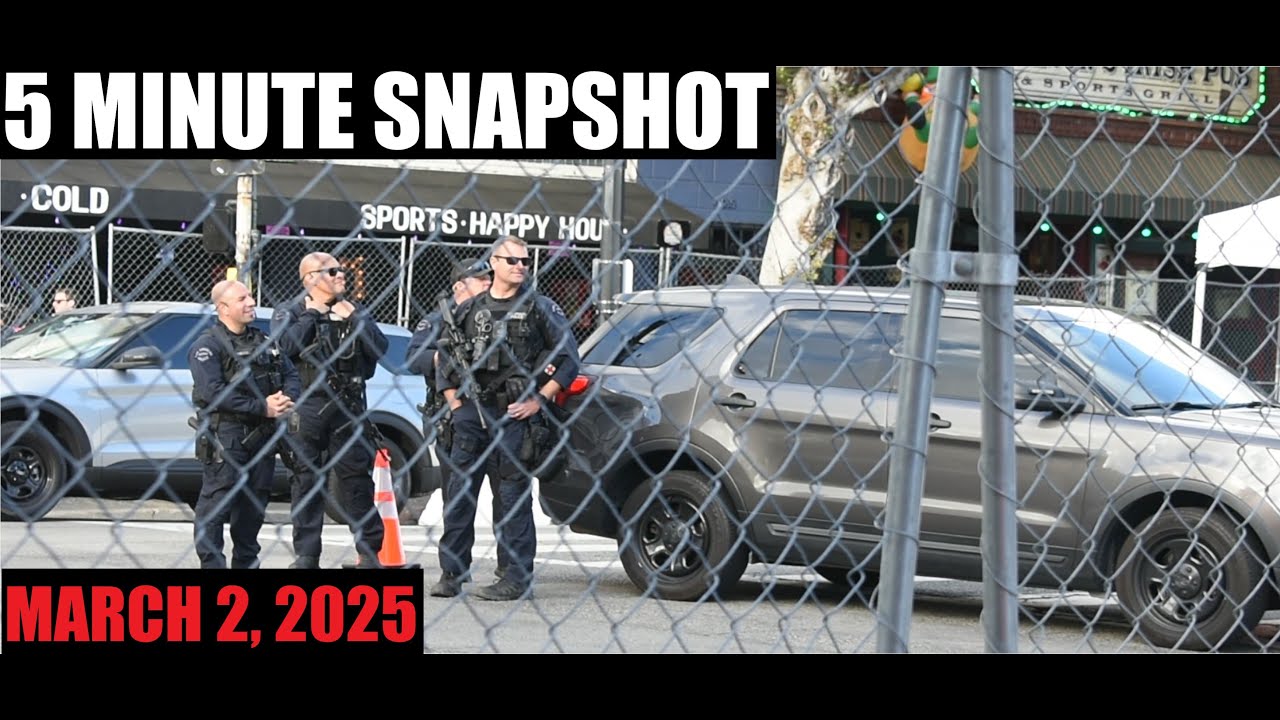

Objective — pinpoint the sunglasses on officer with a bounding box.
[493,255,532,266]
[309,267,346,277]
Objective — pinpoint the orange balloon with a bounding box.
[898,107,980,173]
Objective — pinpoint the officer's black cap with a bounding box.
[451,258,492,284]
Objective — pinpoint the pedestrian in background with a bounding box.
[51,287,78,315]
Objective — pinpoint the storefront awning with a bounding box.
[0,158,701,243]
[839,118,1280,224]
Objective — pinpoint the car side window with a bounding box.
[734,319,781,381]
[582,303,721,368]
[764,309,902,391]
[935,317,1058,402]
[107,315,206,370]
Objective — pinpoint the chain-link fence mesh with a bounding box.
[3,66,1279,653]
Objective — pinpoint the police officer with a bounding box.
[272,252,390,570]
[406,258,509,575]
[189,279,300,570]
[431,235,581,600]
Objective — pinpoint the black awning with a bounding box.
[0,159,701,243]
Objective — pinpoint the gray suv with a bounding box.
[540,277,1280,650]
[1,302,440,523]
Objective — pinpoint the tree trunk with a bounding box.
[760,66,914,286]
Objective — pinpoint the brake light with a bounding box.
[554,374,593,406]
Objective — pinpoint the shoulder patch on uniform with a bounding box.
[194,347,213,363]
[547,300,566,317]
[415,318,429,331]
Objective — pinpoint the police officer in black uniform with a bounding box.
[407,258,510,574]
[431,235,581,600]
[189,279,300,570]
[272,252,389,569]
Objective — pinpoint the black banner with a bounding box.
[1,69,777,159]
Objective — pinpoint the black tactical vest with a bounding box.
[466,292,545,391]
[298,313,358,390]
[193,323,286,421]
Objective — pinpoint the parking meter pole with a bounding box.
[598,159,625,328]
[977,67,1019,653]
[234,173,255,289]
[877,66,971,654]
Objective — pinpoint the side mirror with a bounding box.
[1014,384,1085,416]
[110,345,164,370]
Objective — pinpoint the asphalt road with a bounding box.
[4,492,1276,654]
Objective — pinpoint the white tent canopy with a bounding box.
[1194,196,1280,269]
[1191,196,1280,394]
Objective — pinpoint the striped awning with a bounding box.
[839,118,1280,223]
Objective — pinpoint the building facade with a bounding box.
[825,65,1280,388]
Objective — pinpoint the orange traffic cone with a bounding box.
[346,447,419,569]
[373,447,419,569]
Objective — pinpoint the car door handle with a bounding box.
[715,393,756,409]
[929,413,952,430]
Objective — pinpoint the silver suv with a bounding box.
[541,278,1280,650]
[1,302,439,523]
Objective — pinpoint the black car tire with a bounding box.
[323,438,411,525]
[618,471,748,601]
[1114,506,1269,650]
[1,420,68,522]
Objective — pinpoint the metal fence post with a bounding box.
[598,159,625,327]
[90,228,101,305]
[235,173,256,288]
[877,65,971,653]
[106,224,116,304]
[976,66,1020,653]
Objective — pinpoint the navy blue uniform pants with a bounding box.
[437,430,512,571]
[288,397,383,560]
[438,401,532,585]
[193,422,275,569]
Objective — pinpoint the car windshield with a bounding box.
[1023,305,1266,411]
[0,312,150,364]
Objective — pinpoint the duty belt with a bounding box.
[206,410,269,428]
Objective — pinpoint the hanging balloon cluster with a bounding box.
[896,67,982,174]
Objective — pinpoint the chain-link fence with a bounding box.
[3,66,1280,653]
[1,225,98,329]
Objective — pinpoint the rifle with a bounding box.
[436,295,486,430]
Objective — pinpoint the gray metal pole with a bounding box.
[599,160,625,327]
[876,66,971,653]
[235,173,255,289]
[976,67,1020,653]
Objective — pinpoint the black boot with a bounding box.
[473,578,529,601]
[429,573,462,598]
[357,552,385,569]
[290,556,320,569]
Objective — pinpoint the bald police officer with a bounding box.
[189,279,300,569]
[272,252,389,569]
